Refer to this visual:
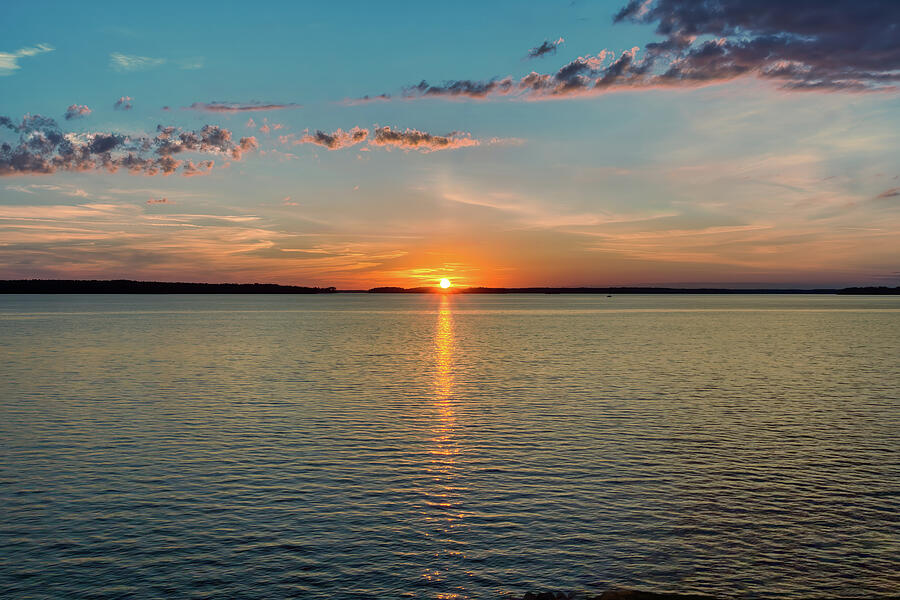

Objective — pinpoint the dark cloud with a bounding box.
[371,127,479,152]
[365,0,900,101]
[405,77,517,99]
[281,126,489,152]
[614,0,900,91]
[114,96,133,110]
[153,125,257,159]
[398,52,619,99]
[147,197,170,204]
[352,94,392,103]
[184,101,302,112]
[875,187,900,199]
[527,37,565,59]
[64,104,91,120]
[0,114,258,177]
[296,127,369,150]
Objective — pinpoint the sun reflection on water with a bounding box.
[422,294,469,598]
[434,295,455,403]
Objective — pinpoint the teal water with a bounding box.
[1,294,898,599]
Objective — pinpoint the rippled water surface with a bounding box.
[2,294,899,599]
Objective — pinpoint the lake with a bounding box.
[1,294,898,599]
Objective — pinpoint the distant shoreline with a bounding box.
[1,280,898,294]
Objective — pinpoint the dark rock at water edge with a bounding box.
[519,589,718,600]
[516,589,895,600]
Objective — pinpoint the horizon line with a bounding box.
[2,279,899,295]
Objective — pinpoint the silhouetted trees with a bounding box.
[0,280,336,294]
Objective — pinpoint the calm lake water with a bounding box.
[1,294,898,599]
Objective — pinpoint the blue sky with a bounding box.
[2,0,899,287]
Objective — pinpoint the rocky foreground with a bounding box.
[516,589,886,600]
[518,590,716,600]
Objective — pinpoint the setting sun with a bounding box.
[439,278,452,289]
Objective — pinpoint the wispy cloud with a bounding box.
[109,52,166,72]
[0,43,53,76]
[184,101,302,112]
[0,200,410,284]
[64,104,91,120]
[6,183,89,197]
[178,57,205,70]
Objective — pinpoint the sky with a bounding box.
[1,0,899,289]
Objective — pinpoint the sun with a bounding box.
[439,278,452,289]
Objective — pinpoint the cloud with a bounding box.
[278,126,487,152]
[110,52,166,72]
[257,118,284,134]
[64,104,92,120]
[184,101,302,112]
[295,127,369,150]
[612,0,900,91]
[0,43,53,76]
[395,49,622,100]
[5,183,89,197]
[178,57,205,70]
[181,160,215,177]
[875,187,900,199]
[0,114,258,177]
[114,96,133,110]
[527,37,565,59]
[147,197,170,204]
[363,0,900,101]
[154,125,257,159]
[371,127,479,152]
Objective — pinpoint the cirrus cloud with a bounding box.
[110,52,166,72]
[0,43,53,76]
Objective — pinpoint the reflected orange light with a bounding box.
[433,294,455,402]
[423,294,468,584]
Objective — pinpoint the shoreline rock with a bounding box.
[519,589,719,600]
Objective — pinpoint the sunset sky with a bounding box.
[2,0,899,288]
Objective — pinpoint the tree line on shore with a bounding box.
[1,280,897,294]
